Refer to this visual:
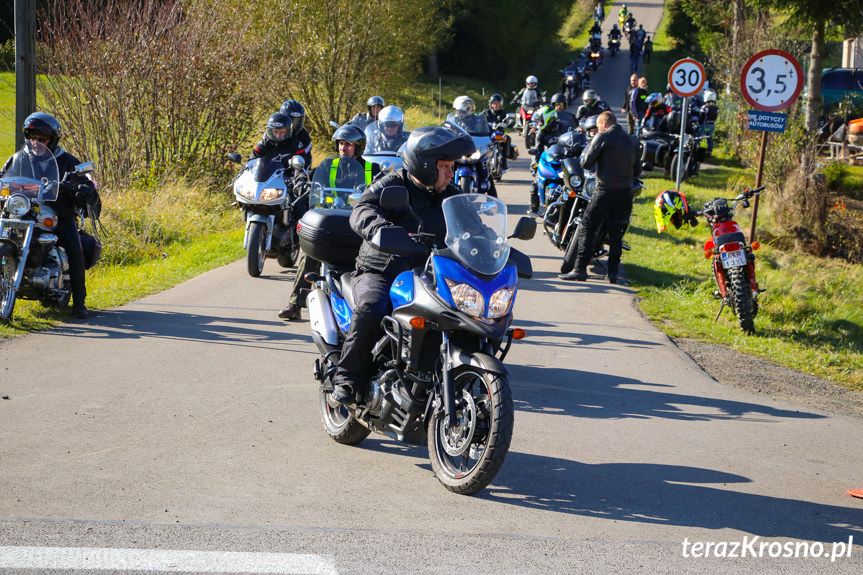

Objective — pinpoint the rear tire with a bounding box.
[319,387,370,445]
[0,244,18,320]
[728,266,755,334]
[428,367,513,495]
[277,241,300,268]
[246,222,267,277]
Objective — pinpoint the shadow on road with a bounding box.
[47,308,310,350]
[508,364,824,422]
[484,452,862,543]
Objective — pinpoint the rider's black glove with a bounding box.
[60,181,79,195]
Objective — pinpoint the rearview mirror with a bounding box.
[290,156,306,171]
[226,152,242,164]
[509,216,537,240]
[378,185,409,210]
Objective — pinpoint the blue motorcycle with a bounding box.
[529,131,588,224]
[298,185,535,495]
[446,116,497,197]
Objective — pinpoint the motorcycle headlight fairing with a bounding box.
[235,181,256,201]
[6,194,31,217]
[258,187,286,202]
[445,279,484,318]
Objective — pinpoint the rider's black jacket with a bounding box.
[480,108,508,128]
[250,128,313,168]
[580,123,641,191]
[349,169,460,278]
[575,101,611,122]
[1,147,95,219]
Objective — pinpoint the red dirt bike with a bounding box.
[696,186,765,334]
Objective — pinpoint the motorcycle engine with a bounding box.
[365,371,399,417]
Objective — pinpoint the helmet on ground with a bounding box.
[453,95,475,114]
[367,96,385,109]
[401,122,476,188]
[489,93,504,106]
[645,92,663,108]
[551,93,566,106]
[526,75,538,88]
[582,89,597,106]
[703,89,717,103]
[654,190,692,232]
[23,112,62,151]
[378,105,405,135]
[265,113,291,142]
[332,123,366,156]
[278,100,306,137]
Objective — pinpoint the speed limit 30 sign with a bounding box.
[668,58,705,97]
[740,49,804,111]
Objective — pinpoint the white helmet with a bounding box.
[453,95,475,114]
[525,75,538,88]
[378,105,405,133]
[703,89,717,103]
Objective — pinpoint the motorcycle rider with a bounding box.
[279,123,380,321]
[480,93,514,171]
[663,84,684,112]
[559,111,640,284]
[329,122,476,404]
[366,105,409,153]
[642,92,671,134]
[608,24,622,50]
[536,93,576,155]
[0,113,98,319]
[250,101,313,168]
[350,96,385,131]
[448,96,486,134]
[575,89,610,123]
[698,89,719,155]
[512,75,545,109]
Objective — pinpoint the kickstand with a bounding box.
[714,301,726,322]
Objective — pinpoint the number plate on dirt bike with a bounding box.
[720,249,747,269]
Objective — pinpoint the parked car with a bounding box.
[820,68,863,116]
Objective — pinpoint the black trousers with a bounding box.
[55,217,86,307]
[334,271,392,388]
[573,187,633,277]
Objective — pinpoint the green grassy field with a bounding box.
[0,72,16,159]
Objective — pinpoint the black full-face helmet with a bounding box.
[332,123,366,156]
[551,92,567,106]
[23,112,62,152]
[400,122,476,188]
[278,99,306,137]
[489,93,504,107]
[265,113,291,142]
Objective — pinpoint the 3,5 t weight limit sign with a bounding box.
[740,49,804,111]
[668,58,705,97]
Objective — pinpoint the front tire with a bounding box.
[428,368,513,495]
[670,153,691,183]
[460,176,472,194]
[560,224,581,273]
[0,244,19,320]
[319,387,370,445]
[728,266,755,334]
[277,240,300,268]
[246,221,267,277]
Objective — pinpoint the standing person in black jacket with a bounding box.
[622,74,638,135]
[559,112,640,284]
[1,113,98,319]
[329,123,476,405]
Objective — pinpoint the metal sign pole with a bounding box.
[675,96,688,190]
[748,130,769,242]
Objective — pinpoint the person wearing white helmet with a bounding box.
[512,75,545,109]
[350,96,385,131]
[364,105,409,153]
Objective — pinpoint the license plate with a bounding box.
[720,249,746,269]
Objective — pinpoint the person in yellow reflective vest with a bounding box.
[279,124,381,321]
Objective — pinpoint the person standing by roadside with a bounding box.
[631,77,649,135]
[622,74,638,135]
[643,36,653,63]
[559,112,640,284]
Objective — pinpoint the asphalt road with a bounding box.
[2,2,863,573]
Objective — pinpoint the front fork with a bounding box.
[0,220,35,291]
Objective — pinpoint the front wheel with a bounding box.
[460,175,472,194]
[277,240,300,268]
[428,367,513,495]
[0,243,18,320]
[246,221,267,277]
[728,266,755,334]
[669,153,691,183]
[522,121,530,139]
[560,224,582,274]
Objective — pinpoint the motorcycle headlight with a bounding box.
[567,75,574,81]
[235,181,255,200]
[259,187,286,202]
[6,194,31,217]
[569,175,582,188]
[488,286,515,318]
[469,149,482,161]
[446,279,484,318]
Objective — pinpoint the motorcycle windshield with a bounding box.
[364,122,410,155]
[248,156,283,183]
[309,156,367,209]
[0,141,60,202]
[443,194,510,276]
[521,89,541,108]
[446,113,491,136]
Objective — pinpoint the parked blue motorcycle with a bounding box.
[298,186,535,495]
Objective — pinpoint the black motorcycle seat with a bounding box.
[715,231,746,247]
[341,271,358,309]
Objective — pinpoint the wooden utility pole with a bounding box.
[15,0,36,150]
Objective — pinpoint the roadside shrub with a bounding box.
[0,40,13,72]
